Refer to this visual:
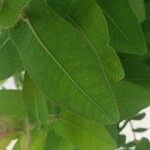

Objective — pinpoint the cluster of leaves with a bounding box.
[0,0,150,149]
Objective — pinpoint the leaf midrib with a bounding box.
[22,17,115,122]
[65,14,119,97]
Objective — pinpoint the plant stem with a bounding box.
[24,119,30,150]
[129,120,137,143]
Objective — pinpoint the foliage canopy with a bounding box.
[0,0,150,149]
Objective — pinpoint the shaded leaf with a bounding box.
[122,60,150,88]
[10,0,119,124]
[112,81,150,120]
[142,18,150,51]
[132,113,146,120]
[117,134,126,148]
[106,125,118,142]
[129,0,146,22]
[133,128,148,132]
[96,0,147,55]
[136,138,150,150]
[47,0,124,82]
[145,0,150,18]
[124,141,135,148]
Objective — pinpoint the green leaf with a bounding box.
[44,130,74,150]
[117,135,126,148]
[145,0,150,18]
[30,130,47,150]
[106,125,118,142]
[0,90,26,118]
[0,29,21,81]
[47,0,124,82]
[129,0,146,22]
[112,81,150,120]
[0,0,30,28]
[23,73,48,128]
[96,0,147,55]
[124,141,135,148]
[133,128,148,132]
[53,112,116,150]
[122,60,150,88]
[136,138,150,150]
[142,19,150,51]
[10,0,119,124]
[132,113,146,120]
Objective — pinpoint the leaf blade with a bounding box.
[54,112,116,150]
[0,0,30,28]
[113,81,150,120]
[10,0,119,124]
[0,29,21,81]
[23,73,48,128]
[47,0,124,82]
[96,0,147,55]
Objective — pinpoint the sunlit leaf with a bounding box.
[132,113,146,121]
[53,112,116,150]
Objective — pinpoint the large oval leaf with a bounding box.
[10,0,119,124]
